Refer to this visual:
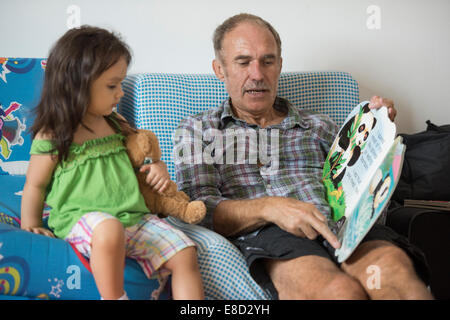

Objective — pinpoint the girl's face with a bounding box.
[87,57,128,118]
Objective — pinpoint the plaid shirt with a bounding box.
[175,97,339,230]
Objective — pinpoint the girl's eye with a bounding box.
[108,85,116,89]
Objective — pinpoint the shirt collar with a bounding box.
[283,99,310,130]
[220,96,310,130]
[219,98,235,127]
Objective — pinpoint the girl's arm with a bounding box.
[115,112,170,193]
[21,145,58,238]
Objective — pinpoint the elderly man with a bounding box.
[176,13,432,299]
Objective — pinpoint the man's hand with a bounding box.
[23,226,55,238]
[261,197,341,249]
[368,96,397,122]
[140,160,171,194]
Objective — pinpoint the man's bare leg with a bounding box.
[341,240,433,300]
[264,255,368,300]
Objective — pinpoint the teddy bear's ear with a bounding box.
[137,130,162,161]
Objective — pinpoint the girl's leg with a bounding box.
[124,214,204,299]
[90,218,126,300]
[163,247,204,300]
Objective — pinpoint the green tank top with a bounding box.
[30,128,149,239]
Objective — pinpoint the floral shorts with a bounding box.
[65,212,195,278]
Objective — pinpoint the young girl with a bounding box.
[20,26,204,300]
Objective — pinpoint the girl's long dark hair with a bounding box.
[31,25,132,162]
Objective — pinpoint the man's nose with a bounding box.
[248,60,264,81]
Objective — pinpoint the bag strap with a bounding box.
[426,120,450,133]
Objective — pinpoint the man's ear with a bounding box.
[212,59,225,82]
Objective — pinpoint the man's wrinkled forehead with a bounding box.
[219,22,280,62]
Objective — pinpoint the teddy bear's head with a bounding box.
[125,129,162,168]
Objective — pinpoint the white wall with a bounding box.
[1,0,449,133]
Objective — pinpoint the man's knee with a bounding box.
[266,256,367,299]
[343,240,418,284]
[318,274,368,300]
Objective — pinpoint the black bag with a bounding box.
[387,206,450,299]
[393,120,450,203]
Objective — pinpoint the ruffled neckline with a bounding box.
[51,133,128,177]
[70,133,125,153]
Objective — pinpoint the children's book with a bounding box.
[322,101,406,263]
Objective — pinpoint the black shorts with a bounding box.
[230,223,430,299]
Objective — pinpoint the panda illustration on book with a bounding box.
[328,102,377,190]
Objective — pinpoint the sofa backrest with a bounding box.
[118,72,360,179]
[0,58,46,226]
[0,58,45,176]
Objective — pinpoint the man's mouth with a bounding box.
[244,88,269,96]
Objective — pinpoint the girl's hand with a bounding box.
[139,160,171,194]
[23,226,55,238]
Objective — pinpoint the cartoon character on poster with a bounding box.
[0,102,26,160]
[0,58,38,83]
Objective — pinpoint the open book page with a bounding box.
[334,136,406,262]
[322,101,397,223]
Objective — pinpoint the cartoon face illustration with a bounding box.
[327,102,377,189]
[353,110,376,148]
[0,102,25,160]
[372,174,392,212]
[367,168,394,219]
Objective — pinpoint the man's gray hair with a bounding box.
[213,13,282,62]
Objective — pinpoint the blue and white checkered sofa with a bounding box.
[0,61,359,299]
[118,71,359,299]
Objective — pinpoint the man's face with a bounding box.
[213,22,282,117]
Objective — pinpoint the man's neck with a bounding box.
[230,101,287,128]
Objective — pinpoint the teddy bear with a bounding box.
[125,129,206,224]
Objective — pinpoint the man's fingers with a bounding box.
[388,106,397,121]
[308,216,341,249]
[308,208,336,242]
[368,96,396,121]
[312,208,326,222]
[299,223,318,240]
